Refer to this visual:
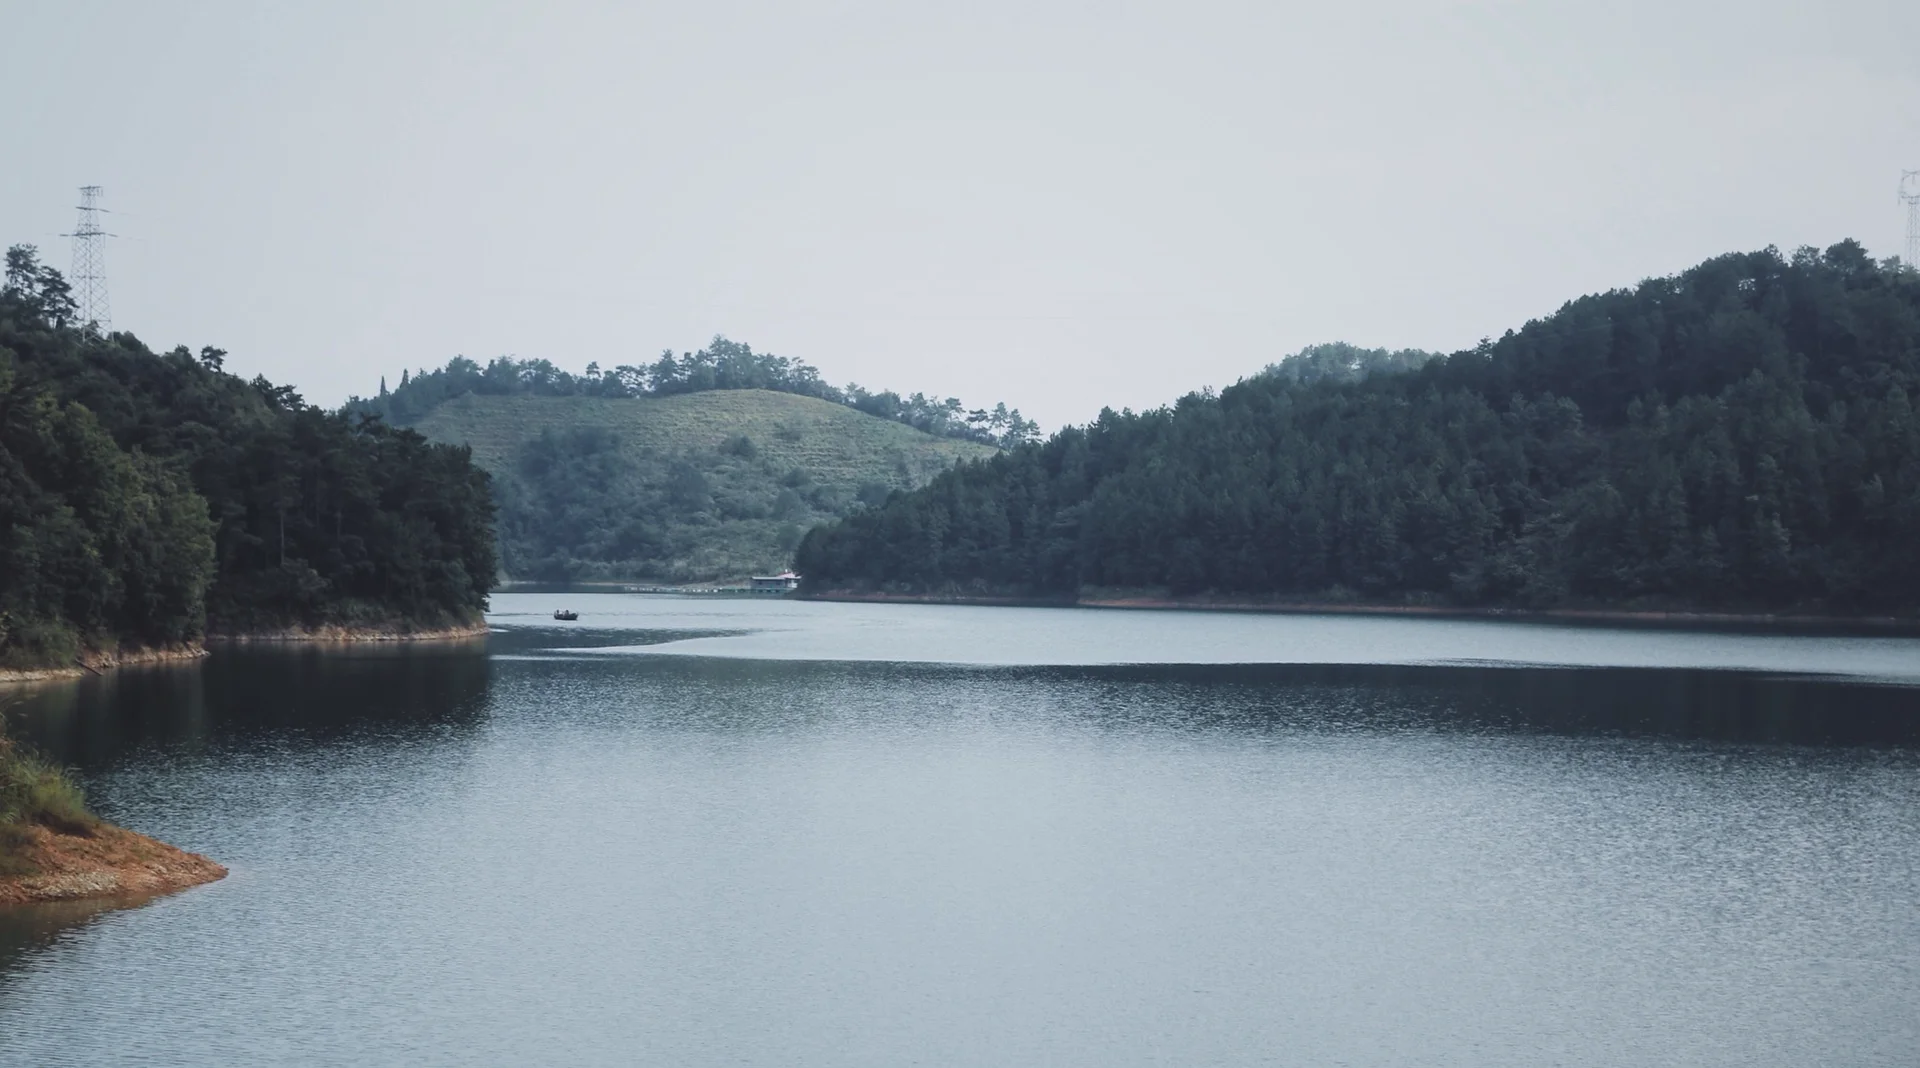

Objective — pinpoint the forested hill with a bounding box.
[409,389,992,582]
[797,242,1920,616]
[1,246,494,669]
[348,338,1031,583]
[349,336,1041,449]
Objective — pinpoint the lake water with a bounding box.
[4,594,1919,1065]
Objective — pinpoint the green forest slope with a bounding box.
[410,390,993,581]
[1,246,495,670]
[798,242,1920,617]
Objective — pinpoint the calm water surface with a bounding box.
[3,594,1919,1065]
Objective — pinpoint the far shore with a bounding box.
[803,589,1920,635]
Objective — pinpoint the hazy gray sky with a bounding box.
[4,1,1917,428]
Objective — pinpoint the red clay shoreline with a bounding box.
[803,589,1920,634]
[1,620,486,908]
[0,823,226,907]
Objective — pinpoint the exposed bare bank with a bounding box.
[1,622,491,685]
[1,621,486,907]
[0,822,226,906]
[205,620,490,643]
[0,644,208,685]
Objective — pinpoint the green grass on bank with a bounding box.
[0,727,96,873]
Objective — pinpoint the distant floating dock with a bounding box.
[609,573,801,597]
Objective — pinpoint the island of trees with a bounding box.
[1,246,497,673]
[797,242,1920,618]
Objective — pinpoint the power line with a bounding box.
[61,185,113,330]
[1902,170,1920,271]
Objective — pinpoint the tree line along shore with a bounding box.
[798,242,1920,620]
[1,245,496,678]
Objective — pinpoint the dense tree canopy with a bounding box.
[798,243,1920,616]
[1,246,495,667]
[345,336,1036,447]
[350,335,1043,448]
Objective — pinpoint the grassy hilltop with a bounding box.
[411,389,995,582]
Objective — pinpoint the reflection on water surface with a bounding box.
[2,596,1917,1067]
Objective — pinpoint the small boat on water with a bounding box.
[553,609,578,621]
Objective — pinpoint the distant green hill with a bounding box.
[799,242,1920,617]
[410,389,994,582]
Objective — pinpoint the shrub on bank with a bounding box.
[0,728,96,874]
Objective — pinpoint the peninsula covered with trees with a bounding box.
[0,246,496,673]
[797,242,1920,618]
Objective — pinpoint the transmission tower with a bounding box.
[1903,170,1920,270]
[63,185,112,330]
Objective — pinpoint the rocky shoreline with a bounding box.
[1,622,490,685]
[204,620,490,644]
[0,644,209,685]
[0,822,226,906]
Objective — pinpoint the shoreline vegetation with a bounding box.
[803,588,1920,634]
[0,727,224,906]
[799,247,1920,619]
[3,244,497,681]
